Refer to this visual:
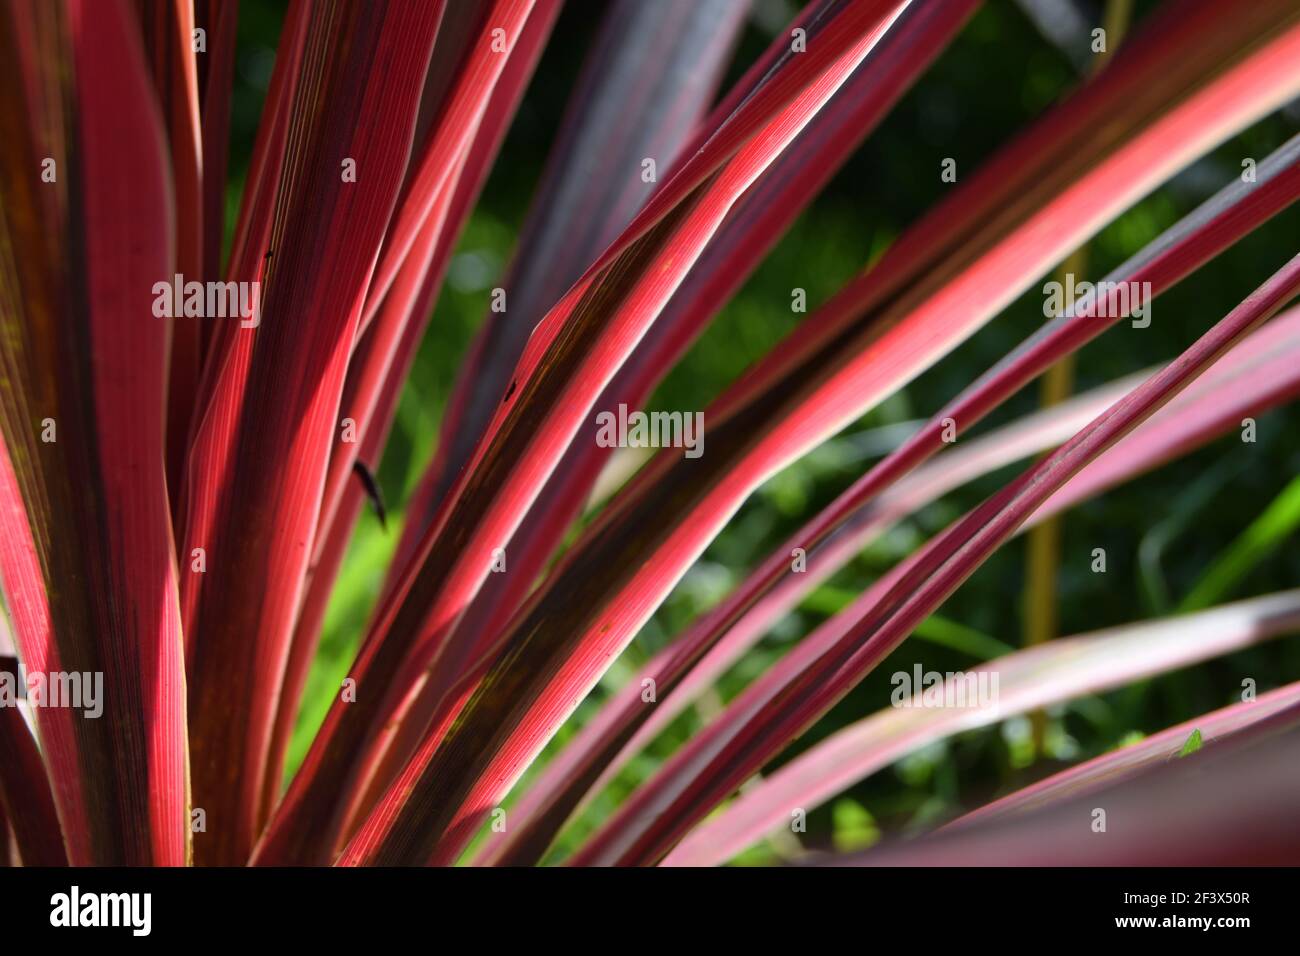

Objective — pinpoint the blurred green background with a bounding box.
[228,0,1300,862]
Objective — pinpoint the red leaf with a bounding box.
[843,702,1300,865]
[396,0,751,574]
[664,591,1300,866]
[0,652,67,866]
[573,248,1300,866]
[358,0,541,331]
[259,0,562,841]
[178,0,445,865]
[136,0,206,493]
[343,1,1300,867]
[350,0,782,834]
[483,132,1300,864]
[196,0,241,283]
[946,681,1300,834]
[263,0,909,867]
[0,0,188,865]
[427,0,980,700]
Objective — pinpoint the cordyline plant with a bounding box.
[2,0,1300,869]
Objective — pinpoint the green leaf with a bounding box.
[1179,473,1300,612]
[831,799,881,852]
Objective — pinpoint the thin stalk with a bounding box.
[1023,0,1132,753]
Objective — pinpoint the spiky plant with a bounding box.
[2,0,1300,869]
